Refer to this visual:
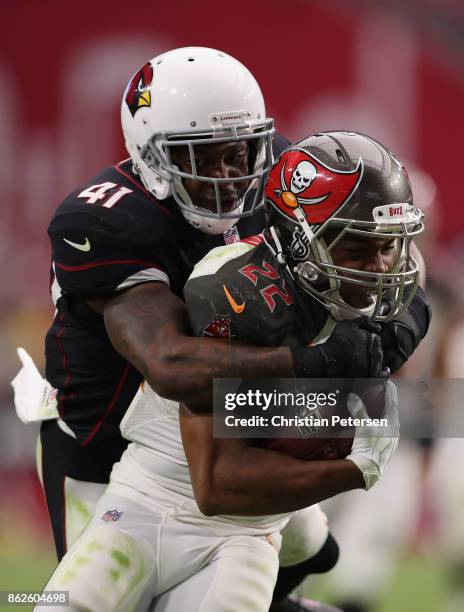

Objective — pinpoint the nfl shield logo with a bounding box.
[101,508,123,522]
[223,226,240,244]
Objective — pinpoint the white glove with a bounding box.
[11,347,58,423]
[346,380,400,490]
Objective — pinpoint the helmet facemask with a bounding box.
[289,207,424,321]
[138,119,274,234]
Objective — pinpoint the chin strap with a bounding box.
[265,225,286,265]
[180,206,238,235]
[294,206,316,241]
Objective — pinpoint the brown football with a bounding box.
[262,381,386,461]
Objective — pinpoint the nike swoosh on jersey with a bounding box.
[223,284,245,314]
[63,237,91,252]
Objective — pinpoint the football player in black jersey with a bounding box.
[35,46,429,610]
[43,46,281,559]
[38,48,341,611]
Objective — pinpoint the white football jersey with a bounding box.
[112,383,292,536]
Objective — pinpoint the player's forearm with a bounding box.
[198,446,364,515]
[103,282,295,405]
[181,401,365,515]
[153,335,294,404]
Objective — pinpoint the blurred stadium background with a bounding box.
[1,0,463,610]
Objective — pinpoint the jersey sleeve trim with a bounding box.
[189,242,255,280]
[55,258,166,272]
[116,268,170,290]
[114,162,173,216]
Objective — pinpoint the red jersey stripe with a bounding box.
[55,259,166,272]
[82,362,132,446]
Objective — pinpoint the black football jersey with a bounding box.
[45,134,289,452]
[184,237,329,348]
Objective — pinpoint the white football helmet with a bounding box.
[121,47,274,234]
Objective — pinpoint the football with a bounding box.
[262,381,387,461]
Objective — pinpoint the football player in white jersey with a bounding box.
[35,132,429,612]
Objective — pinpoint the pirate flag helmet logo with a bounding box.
[125,62,154,117]
[265,148,362,225]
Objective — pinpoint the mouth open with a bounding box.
[196,196,244,216]
[346,289,377,309]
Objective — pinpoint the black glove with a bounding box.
[378,287,432,374]
[291,317,385,378]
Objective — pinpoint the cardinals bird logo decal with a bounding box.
[265,149,362,225]
[125,62,154,117]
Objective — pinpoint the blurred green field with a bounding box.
[305,555,447,612]
[0,546,448,612]
[0,547,56,612]
[0,500,57,612]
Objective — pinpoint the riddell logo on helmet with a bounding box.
[216,112,245,124]
[389,206,403,216]
[265,150,362,225]
[125,62,154,117]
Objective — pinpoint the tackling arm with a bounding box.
[100,282,293,406]
[99,281,385,406]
